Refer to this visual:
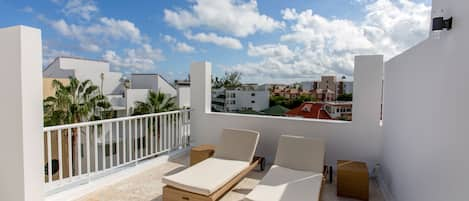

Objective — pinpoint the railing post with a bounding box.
[0,26,44,201]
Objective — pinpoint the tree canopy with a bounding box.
[43,77,111,126]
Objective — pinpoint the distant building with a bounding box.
[43,56,124,95]
[324,101,353,121]
[130,74,177,97]
[211,87,269,112]
[175,80,191,109]
[286,102,331,120]
[43,57,178,116]
[337,81,353,95]
[42,77,69,98]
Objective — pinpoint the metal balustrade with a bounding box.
[43,109,191,192]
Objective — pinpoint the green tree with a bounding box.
[43,77,111,126]
[132,91,177,115]
[337,93,353,101]
[43,77,111,174]
[212,72,242,89]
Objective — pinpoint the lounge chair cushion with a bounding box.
[274,135,325,172]
[214,128,260,162]
[162,158,249,195]
[245,165,323,201]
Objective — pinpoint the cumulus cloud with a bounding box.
[164,0,284,37]
[43,17,145,52]
[228,0,431,83]
[102,44,165,72]
[185,32,243,49]
[162,34,195,53]
[62,0,98,21]
[43,44,73,66]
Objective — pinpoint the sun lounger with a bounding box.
[245,135,326,201]
[162,128,260,201]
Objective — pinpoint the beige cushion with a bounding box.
[162,158,249,195]
[213,128,260,162]
[274,135,325,172]
[245,165,323,201]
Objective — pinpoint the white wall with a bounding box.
[125,89,149,115]
[381,0,469,200]
[157,76,177,97]
[131,74,177,97]
[131,74,158,90]
[190,59,383,167]
[225,90,269,112]
[0,26,44,201]
[177,85,191,108]
[43,57,124,95]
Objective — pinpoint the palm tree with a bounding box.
[43,77,111,174]
[132,91,178,151]
[212,72,242,89]
[132,91,177,115]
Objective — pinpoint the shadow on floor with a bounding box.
[150,195,162,201]
[164,166,186,176]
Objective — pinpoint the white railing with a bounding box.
[43,109,191,193]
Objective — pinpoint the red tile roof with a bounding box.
[286,102,332,120]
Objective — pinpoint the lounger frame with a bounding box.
[163,158,260,201]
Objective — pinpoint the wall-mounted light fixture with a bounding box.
[432,17,452,31]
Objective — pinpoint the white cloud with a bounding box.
[175,42,195,53]
[247,43,294,60]
[62,0,98,21]
[162,34,195,53]
[164,0,284,37]
[43,44,73,66]
[185,32,243,49]
[43,17,145,52]
[228,0,431,83]
[103,44,165,72]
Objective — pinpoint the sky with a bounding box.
[0,0,432,84]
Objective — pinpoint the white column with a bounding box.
[190,62,211,145]
[352,55,384,126]
[0,26,44,201]
[190,61,211,114]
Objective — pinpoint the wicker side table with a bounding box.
[337,160,369,201]
[190,144,216,166]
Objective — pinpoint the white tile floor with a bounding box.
[76,154,385,201]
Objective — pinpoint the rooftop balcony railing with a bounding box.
[43,109,191,194]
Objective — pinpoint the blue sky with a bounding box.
[0,0,431,84]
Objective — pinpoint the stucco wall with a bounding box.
[381,0,469,200]
[0,25,44,201]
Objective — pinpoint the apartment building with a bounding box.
[324,101,353,120]
[211,87,269,112]
[337,81,353,95]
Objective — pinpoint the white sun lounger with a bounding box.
[246,135,326,201]
[162,128,260,201]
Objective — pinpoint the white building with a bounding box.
[43,56,125,96]
[175,80,191,109]
[216,88,269,112]
[43,56,128,115]
[130,74,177,97]
[43,57,180,116]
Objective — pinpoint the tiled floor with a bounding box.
[77,154,385,201]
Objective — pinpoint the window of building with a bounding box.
[251,100,255,103]
[251,93,255,96]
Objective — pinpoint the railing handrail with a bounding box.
[44,109,192,132]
